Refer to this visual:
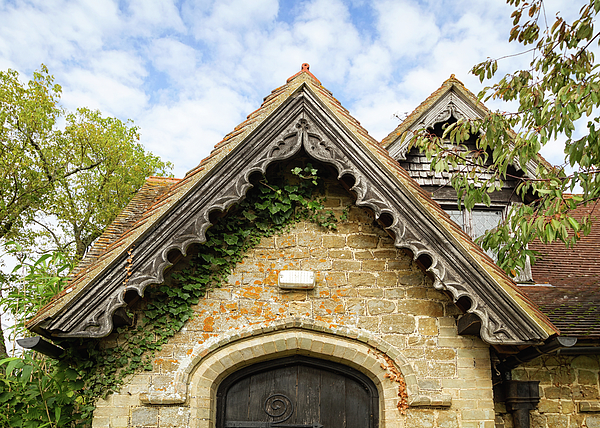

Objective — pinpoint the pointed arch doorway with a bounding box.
[216,355,379,428]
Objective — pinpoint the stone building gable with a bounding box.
[28,72,555,346]
[28,65,572,428]
[94,178,496,428]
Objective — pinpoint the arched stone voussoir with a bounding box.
[139,317,451,410]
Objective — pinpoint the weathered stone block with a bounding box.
[91,417,110,427]
[398,272,424,286]
[325,272,347,287]
[530,413,546,428]
[347,234,378,249]
[418,318,438,336]
[362,260,386,271]
[160,407,191,427]
[579,369,598,385]
[336,223,360,233]
[347,206,373,222]
[373,249,397,259]
[332,260,361,271]
[384,288,405,299]
[354,250,374,259]
[418,379,441,390]
[387,259,412,270]
[358,316,379,330]
[553,369,576,385]
[357,288,384,298]
[402,347,424,359]
[545,414,568,428]
[314,299,345,316]
[425,348,456,360]
[538,398,560,413]
[322,235,345,248]
[380,314,416,334]
[330,287,358,297]
[397,300,444,317]
[437,410,459,428]
[367,299,396,315]
[288,301,312,317]
[256,236,275,248]
[461,408,494,421]
[349,272,376,287]
[544,386,572,399]
[298,232,321,247]
[573,385,600,400]
[573,356,600,370]
[406,409,434,428]
[300,258,332,270]
[276,235,296,248]
[587,415,600,428]
[346,299,365,315]
[434,362,457,377]
[131,407,158,427]
[378,236,395,247]
[328,249,352,259]
[323,197,341,207]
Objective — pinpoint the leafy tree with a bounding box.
[412,0,600,275]
[0,246,87,427]
[0,65,172,260]
[0,65,171,375]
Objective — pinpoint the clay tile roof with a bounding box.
[519,201,600,338]
[32,176,179,320]
[27,65,557,340]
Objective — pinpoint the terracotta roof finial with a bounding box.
[286,63,321,84]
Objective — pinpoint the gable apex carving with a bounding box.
[388,89,483,160]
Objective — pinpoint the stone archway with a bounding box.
[139,319,451,427]
[216,355,379,428]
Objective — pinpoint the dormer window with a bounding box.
[445,208,503,241]
[445,207,504,262]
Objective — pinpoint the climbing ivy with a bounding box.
[36,163,344,426]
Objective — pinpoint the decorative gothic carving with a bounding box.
[38,87,549,345]
[387,90,481,160]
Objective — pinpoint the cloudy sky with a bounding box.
[0,0,585,177]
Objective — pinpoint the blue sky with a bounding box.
[0,0,584,177]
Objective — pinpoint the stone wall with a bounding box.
[92,179,496,428]
[494,355,600,428]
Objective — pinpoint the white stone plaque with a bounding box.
[278,270,315,290]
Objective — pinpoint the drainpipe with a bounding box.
[494,336,577,428]
[503,381,540,428]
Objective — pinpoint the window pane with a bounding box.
[445,210,464,230]
[471,210,503,239]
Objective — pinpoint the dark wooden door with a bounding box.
[216,355,378,428]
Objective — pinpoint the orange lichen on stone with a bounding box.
[203,317,214,332]
[242,287,261,299]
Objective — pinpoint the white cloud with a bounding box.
[123,0,185,36]
[373,0,441,58]
[61,67,148,118]
[0,0,585,176]
[149,38,201,81]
